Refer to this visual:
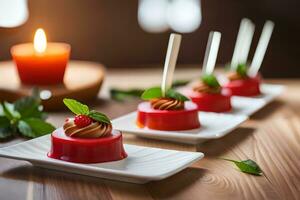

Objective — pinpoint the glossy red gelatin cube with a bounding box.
[223,75,261,97]
[136,101,200,131]
[184,88,232,112]
[48,128,127,163]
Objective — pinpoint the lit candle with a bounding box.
[11,28,71,85]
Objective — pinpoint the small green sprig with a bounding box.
[63,98,111,124]
[141,87,189,101]
[222,158,263,176]
[236,63,249,77]
[0,89,55,139]
[201,74,221,88]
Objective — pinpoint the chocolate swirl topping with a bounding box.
[150,98,184,110]
[192,81,221,94]
[63,118,112,138]
[227,71,248,81]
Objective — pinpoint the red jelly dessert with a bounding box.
[48,98,127,163]
[184,88,231,113]
[224,73,261,97]
[48,128,127,163]
[183,74,232,112]
[137,101,200,131]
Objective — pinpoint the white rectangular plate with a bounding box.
[230,84,284,116]
[0,135,203,184]
[112,112,248,144]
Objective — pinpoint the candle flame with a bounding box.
[34,28,47,53]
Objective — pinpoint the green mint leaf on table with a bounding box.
[141,87,163,100]
[166,89,189,101]
[201,74,221,88]
[63,98,89,115]
[236,63,248,77]
[88,111,111,124]
[223,158,262,176]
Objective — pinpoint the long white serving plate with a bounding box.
[112,112,248,144]
[0,135,203,184]
[230,84,284,116]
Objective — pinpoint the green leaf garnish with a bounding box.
[63,98,111,124]
[236,63,248,77]
[166,89,189,101]
[141,87,189,101]
[88,111,111,124]
[63,98,89,115]
[0,89,55,139]
[201,74,221,88]
[222,158,262,176]
[141,87,162,100]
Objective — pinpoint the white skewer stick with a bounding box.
[249,20,274,77]
[231,18,252,69]
[238,21,255,64]
[161,33,182,96]
[202,31,221,75]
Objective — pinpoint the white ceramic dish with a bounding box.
[0,135,204,184]
[112,112,248,144]
[229,84,284,116]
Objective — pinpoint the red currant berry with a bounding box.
[74,115,93,128]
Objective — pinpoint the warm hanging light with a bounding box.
[34,28,47,53]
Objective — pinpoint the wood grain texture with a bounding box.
[0,67,299,200]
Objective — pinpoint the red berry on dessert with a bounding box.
[74,114,93,128]
[182,74,232,113]
[136,87,200,131]
[223,64,261,96]
[48,98,127,163]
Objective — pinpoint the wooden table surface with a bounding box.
[0,67,299,200]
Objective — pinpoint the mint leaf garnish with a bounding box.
[222,158,262,175]
[141,87,162,100]
[88,111,111,124]
[63,98,111,124]
[236,63,248,77]
[141,87,189,101]
[166,89,189,101]
[201,74,221,88]
[63,98,89,115]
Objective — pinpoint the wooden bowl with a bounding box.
[0,60,105,111]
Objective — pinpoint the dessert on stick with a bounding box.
[48,98,127,163]
[183,31,232,112]
[136,33,200,131]
[224,20,275,96]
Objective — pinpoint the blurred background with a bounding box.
[0,0,299,77]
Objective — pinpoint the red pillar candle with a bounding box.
[11,28,71,85]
